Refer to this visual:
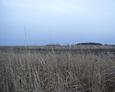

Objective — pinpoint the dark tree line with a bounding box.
[77,42,103,45]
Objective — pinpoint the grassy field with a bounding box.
[0,45,115,92]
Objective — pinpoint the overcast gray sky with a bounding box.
[0,0,115,45]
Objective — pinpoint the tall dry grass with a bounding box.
[0,51,115,92]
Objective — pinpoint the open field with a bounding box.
[0,45,115,92]
[0,45,115,54]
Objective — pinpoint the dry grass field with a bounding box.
[0,45,115,92]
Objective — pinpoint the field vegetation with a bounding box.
[0,45,115,92]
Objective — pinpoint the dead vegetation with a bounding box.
[0,48,115,92]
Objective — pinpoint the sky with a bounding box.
[0,0,115,45]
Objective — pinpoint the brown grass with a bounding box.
[0,50,115,92]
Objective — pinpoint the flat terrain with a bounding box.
[0,45,115,92]
[0,45,115,54]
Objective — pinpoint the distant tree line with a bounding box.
[45,42,115,47]
[77,42,103,45]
